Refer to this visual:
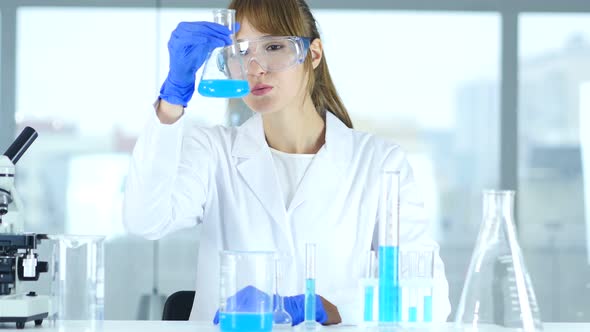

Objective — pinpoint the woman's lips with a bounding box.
[251,84,273,96]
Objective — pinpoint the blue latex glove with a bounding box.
[213,286,327,326]
[159,21,236,107]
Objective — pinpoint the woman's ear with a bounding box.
[309,38,323,69]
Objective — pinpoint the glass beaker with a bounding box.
[198,9,249,98]
[455,190,543,331]
[399,246,435,324]
[219,251,275,332]
[48,235,105,321]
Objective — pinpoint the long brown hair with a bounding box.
[228,0,353,128]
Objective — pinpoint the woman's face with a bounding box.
[236,19,309,114]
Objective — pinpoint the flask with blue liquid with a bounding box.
[198,9,249,98]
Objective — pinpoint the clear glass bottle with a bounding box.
[455,190,543,331]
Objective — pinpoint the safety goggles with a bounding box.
[219,36,311,76]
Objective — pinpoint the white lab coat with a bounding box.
[123,106,451,324]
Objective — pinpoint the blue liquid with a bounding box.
[364,285,374,322]
[219,312,273,332]
[379,246,400,323]
[198,79,249,98]
[423,295,433,322]
[408,307,417,322]
[305,278,316,323]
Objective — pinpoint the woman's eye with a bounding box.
[266,44,283,51]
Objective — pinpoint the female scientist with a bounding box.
[123,0,451,325]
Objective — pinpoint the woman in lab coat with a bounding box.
[123,0,451,325]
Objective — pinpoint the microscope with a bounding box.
[0,127,51,329]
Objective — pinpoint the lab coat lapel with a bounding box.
[288,112,353,212]
[232,114,287,225]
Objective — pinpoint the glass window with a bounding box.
[519,13,590,321]
[16,7,162,320]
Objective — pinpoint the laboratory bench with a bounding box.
[0,321,588,331]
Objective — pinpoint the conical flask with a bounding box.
[198,9,249,98]
[455,190,543,331]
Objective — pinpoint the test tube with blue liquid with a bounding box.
[359,250,378,325]
[400,247,435,324]
[198,9,250,98]
[304,243,317,330]
[378,171,401,325]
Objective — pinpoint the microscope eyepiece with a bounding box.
[3,126,38,165]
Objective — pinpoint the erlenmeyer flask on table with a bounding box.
[455,190,543,332]
[198,9,249,98]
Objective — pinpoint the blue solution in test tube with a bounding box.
[360,250,378,324]
[364,284,375,322]
[422,249,435,323]
[400,248,435,324]
[408,288,418,322]
[378,171,401,324]
[304,243,317,329]
[424,292,433,322]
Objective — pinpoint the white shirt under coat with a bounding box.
[270,148,314,208]
[123,106,452,324]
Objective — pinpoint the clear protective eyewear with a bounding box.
[218,36,311,76]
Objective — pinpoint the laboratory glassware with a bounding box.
[48,235,105,321]
[219,251,275,332]
[378,170,401,325]
[455,190,543,331]
[198,9,249,98]
[399,246,435,324]
[359,250,378,325]
[273,257,292,327]
[304,243,317,330]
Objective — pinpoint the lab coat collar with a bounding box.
[232,111,352,226]
[231,111,352,163]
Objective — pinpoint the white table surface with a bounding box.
[0,321,588,332]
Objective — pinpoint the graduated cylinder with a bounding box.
[378,170,401,324]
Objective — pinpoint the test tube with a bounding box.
[378,171,401,324]
[361,251,377,324]
[400,247,435,324]
[407,252,418,322]
[304,243,316,329]
[420,250,434,322]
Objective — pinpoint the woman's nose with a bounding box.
[247,58,266,76]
